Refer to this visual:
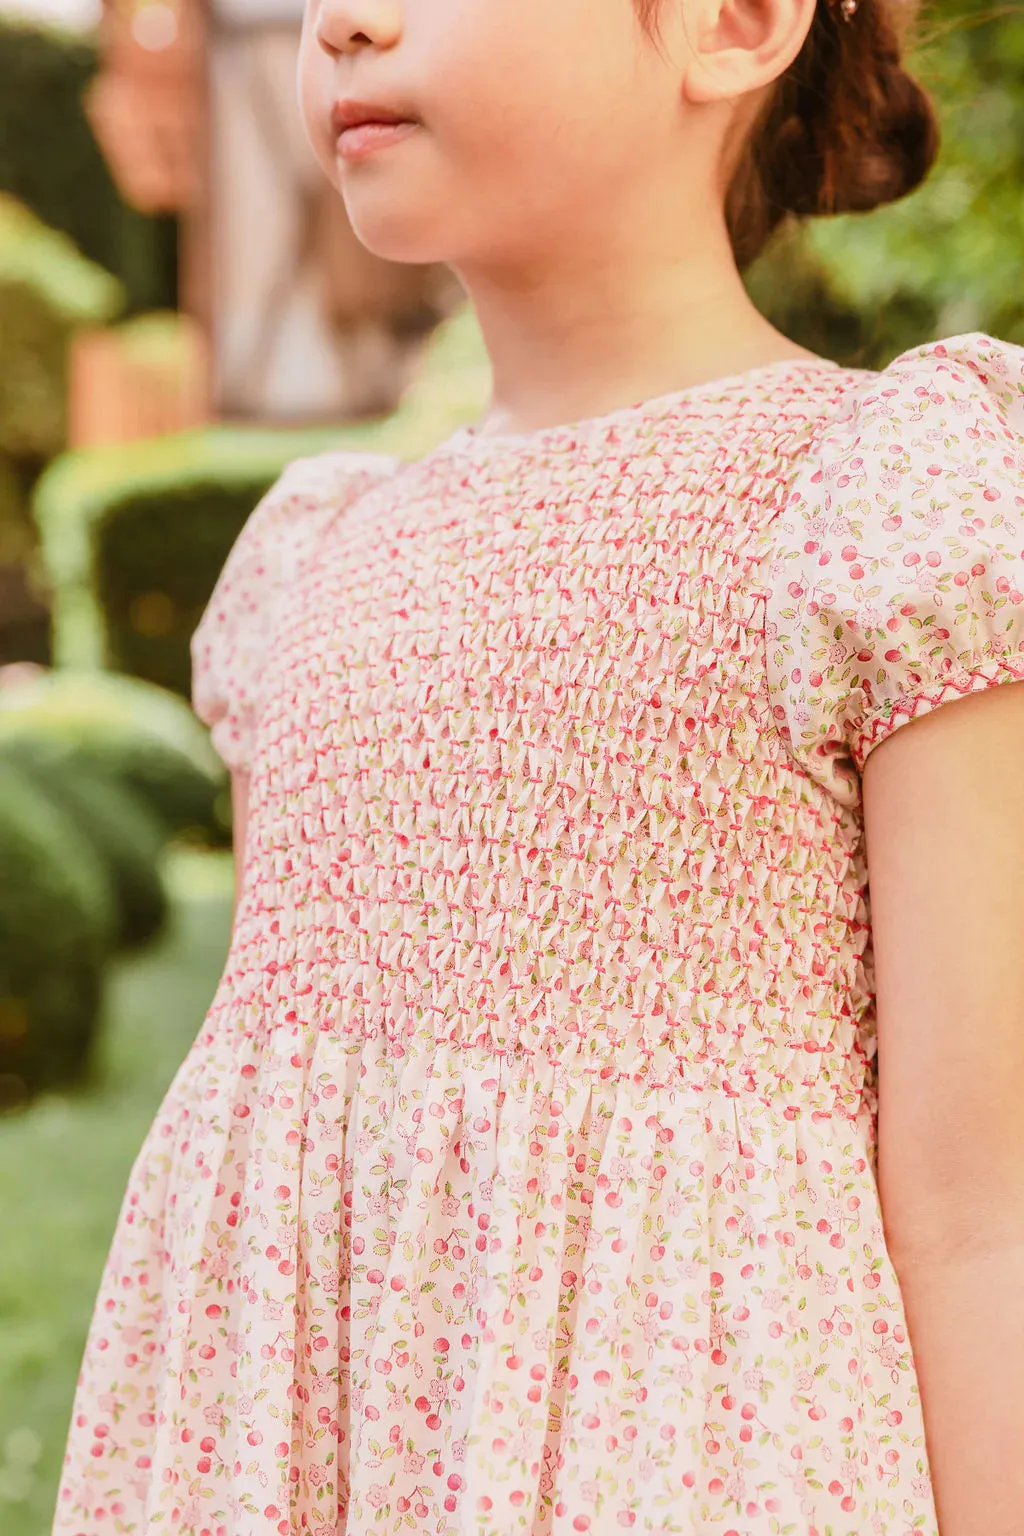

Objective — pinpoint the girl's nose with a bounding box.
[313,0,403,57]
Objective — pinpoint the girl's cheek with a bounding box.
[297,50,337,184]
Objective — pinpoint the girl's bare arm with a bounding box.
[231,770,250,915]
[862,677,1024,1536]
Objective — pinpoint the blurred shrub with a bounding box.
[34,303,491,700]
[0,758,115,1106]
[35,426,343,698]
[0,670,230,846]
[0,668,237,1103]
[0,734,167,952]
[0,456,31,570]
[0,16,176,316]
[0,192,124,461]
[747,1,1024,364]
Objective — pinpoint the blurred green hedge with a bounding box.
[1,734,168,953]
[0,193,124,463]
[0,16,176,317]
[0,670,231,1105]
[0,670,230,846]
[0,758,114,1108]
[0,193,126,666]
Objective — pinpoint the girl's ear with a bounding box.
[679,0,816,105]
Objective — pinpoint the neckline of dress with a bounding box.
[432,355,852,457]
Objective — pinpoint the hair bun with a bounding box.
[727,0,941,270]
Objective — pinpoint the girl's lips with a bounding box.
[336,120,419,162]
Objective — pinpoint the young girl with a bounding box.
[55,0,1024,1533]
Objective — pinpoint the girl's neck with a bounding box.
[453,223,818,440]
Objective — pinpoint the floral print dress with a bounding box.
[54,332,1024,1536]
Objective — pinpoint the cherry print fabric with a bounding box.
[192,450,402,774]
[764,334,1024,799]
[54,331,1024,1536]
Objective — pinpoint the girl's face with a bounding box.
[299,0,710,273]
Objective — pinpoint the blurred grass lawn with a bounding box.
[0,849,234,1536]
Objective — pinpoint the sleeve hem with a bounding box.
[851,651,1024,773]
[208,715,253,776]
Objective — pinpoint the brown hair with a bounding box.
[635,0,941,271]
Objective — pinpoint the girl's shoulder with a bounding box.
[762,330,1024,803]
[812,328,1024,460]
[190,447,401,774]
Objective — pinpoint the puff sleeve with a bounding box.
[763,331,1024,800]
[190,448,400,773]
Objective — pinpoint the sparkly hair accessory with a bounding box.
[827,0,860,18]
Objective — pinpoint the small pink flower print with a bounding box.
[365,1483,387,1509]
[313,1212,333,1235]
[404,1452,425,1475]
[307,1464,329,1487]
[441,1195,459,1219]
[760,1288,784,1313]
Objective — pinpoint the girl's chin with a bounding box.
[342,200,453,270]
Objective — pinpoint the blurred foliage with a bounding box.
[748,1,1024,365]
[36,425,346,695]
[0,457,31,571]
[0,670,230,847]
[0,757,114,1106]
[0,668,234,1103]
[33,304,492,699]
[0,193,124,462]
[0,16,177,316]
[0,735,168,952]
